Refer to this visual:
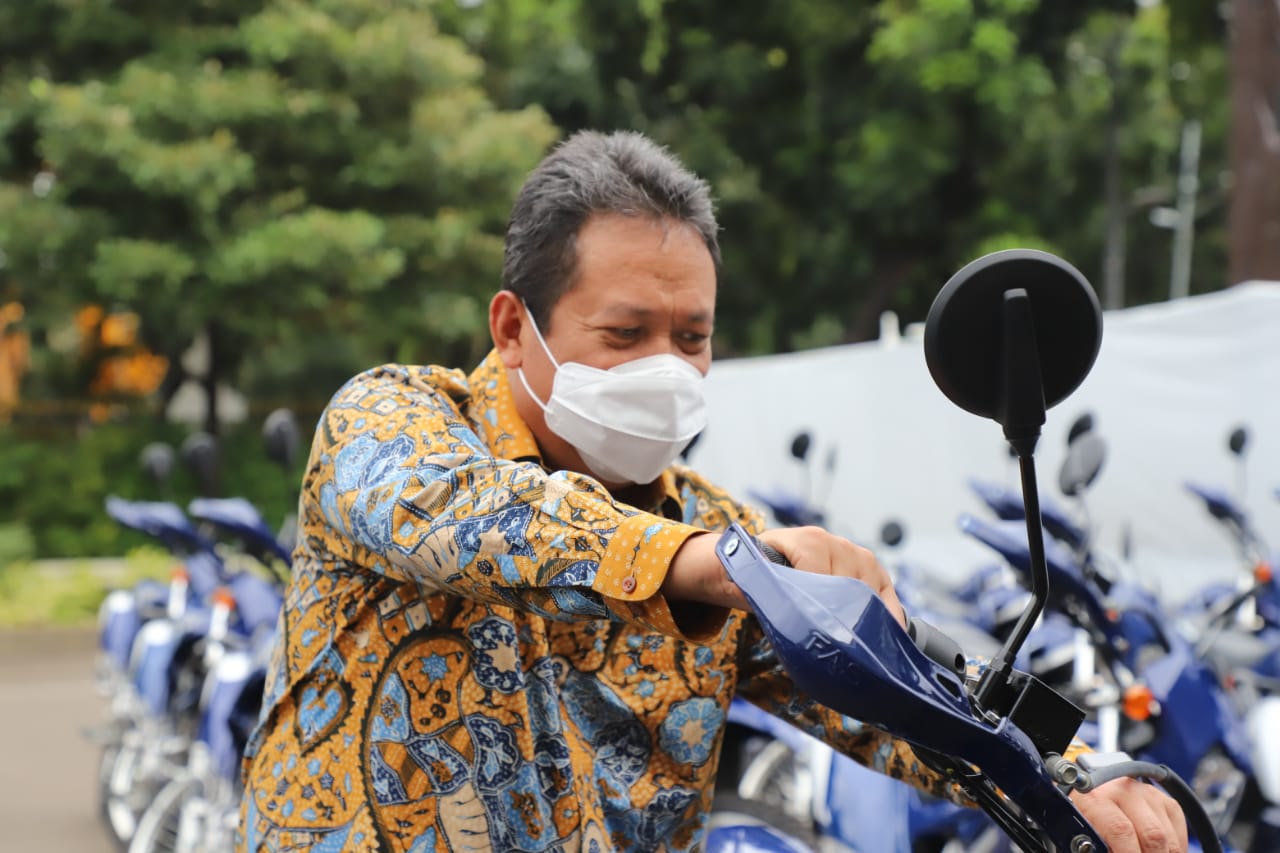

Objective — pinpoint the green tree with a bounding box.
[443,0,1229,353]
[0,0,557,426]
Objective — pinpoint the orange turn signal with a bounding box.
[1122,685,1156,721]
[211,587,237,610]
[1254,562,1273,584]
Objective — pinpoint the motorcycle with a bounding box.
[708,248,1224,853]
[124,409,300,853]
[96,494,230,846]
[93,411,300,850]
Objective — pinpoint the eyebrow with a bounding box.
[597,304,714,325]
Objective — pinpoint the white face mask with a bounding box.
[515,305,708,485]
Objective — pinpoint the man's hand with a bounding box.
[1072,778,1189,852]
[663,527,906,627]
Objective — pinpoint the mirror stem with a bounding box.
[976,452,1052,708]
[976,289,1051,708]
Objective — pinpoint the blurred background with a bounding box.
[0,0,1278,850]
[2,0,1276,566]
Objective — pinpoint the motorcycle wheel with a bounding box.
[105,739,171,847]
[128,775,202,853]
[98,741,121,836]
[708,792,822,850]
[713,738,823,849]
[104,741,147,845]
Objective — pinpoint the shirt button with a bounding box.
[621,577,637,594]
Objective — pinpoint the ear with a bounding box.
[490,291,526,369]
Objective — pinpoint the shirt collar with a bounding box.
[466,349,543,464]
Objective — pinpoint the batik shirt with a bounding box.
[239,349,968,853]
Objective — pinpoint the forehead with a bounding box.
[562,214,716,319]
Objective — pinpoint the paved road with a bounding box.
[0,627,115,853]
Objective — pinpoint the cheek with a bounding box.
[521,343,559,399]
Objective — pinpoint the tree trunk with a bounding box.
[201,319,223,496]
[155,353,186,424]
[846,256,914,344]
[1228,0,1280,284]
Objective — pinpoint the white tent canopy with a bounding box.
[687,282,1280,599]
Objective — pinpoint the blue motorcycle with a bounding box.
[960,427,1280,850]
[121,411,300,853]
[1180,477,1280,678]
[709,250,1223,852]
[95,412,300,850]
[97,495,233,845]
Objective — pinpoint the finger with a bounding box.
[1123,790,1179,853]
[786,526,838,575]
[756,527,816,570]
[1158,789,1189,851]
[759,529,905,626]
[1074,794,1141,853]
[830,537,878,583]
[879,583,908,628]
[794,526,837,575]
[837,538,906,627]
[829,537,901,625]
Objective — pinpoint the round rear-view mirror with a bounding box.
[880,520,906,548]
[1059,432,1107,497]
[1066,412,1095,446]
[180,432,220,495]
[924,250,1103,428]
[1228,426,1248,457]
[263,408,302,469]
[139,442,175,486]
[789,432,812,462]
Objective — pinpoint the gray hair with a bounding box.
[502,130,721,331]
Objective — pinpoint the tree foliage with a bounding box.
[0,0,1234,385]
[0,0,1241,558]
[0,0,557,417]
[443,0,1230,352]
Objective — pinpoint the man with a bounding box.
[240,130,1188,852]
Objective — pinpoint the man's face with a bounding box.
[494,212,717,485]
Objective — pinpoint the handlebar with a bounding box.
[1186,481,1271,563]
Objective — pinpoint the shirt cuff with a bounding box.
[592,513,729,642]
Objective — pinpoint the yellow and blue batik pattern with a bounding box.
[238,350,966,853]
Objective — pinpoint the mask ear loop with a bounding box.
[523,301,561,370]
[515,300,558,412]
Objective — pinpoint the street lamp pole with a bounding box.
[1169,119,1201,300]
